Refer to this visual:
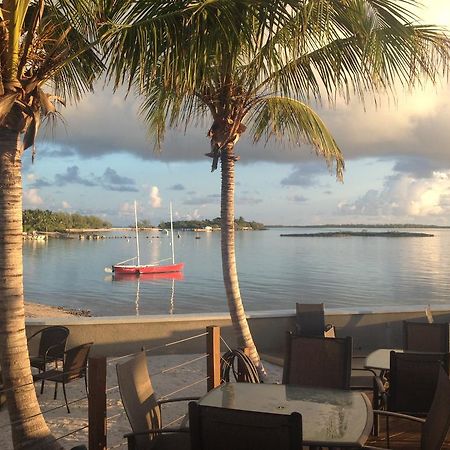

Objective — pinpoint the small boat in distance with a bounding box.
[112,201,184,275]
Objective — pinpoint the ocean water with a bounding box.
[23,227,450,316]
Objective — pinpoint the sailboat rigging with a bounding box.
[112,201,184,275]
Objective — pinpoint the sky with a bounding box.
[22,1,450,226]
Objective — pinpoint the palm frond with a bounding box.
[249,96,344,181]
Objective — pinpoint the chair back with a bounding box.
[295,303,326,337]
[388,351,449,415]
[421,367,450,450]
[189,402,302,450]
[63,343,93,382]
[403,321,449,353]
[282,333,352,389]
[36,326,70,359]
[116,352,161,449]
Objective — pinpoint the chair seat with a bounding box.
[33,369,64,383]
[149,432,190,450]
[30,355,62,370]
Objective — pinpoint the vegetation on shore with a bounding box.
[159,216,265,231]
[23,210,112,232]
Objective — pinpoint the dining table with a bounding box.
[364,348,403,371]
[198,382,373,448]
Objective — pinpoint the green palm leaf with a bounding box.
[249,96,344,180]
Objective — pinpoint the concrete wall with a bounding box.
[25,304,450,358]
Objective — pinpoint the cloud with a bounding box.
[338,170,450,220]
[391,156,442,179]
[55,166,96,187]
[26,173,36,181]
[236,196,263,205]
[99,168,138,192]
[169,183,185,191]
[184,194,220,205]
[62,201,71,209]
[33,166,138,192]
[289,195,308,203]
[281,163,330,187]
[150,186,162,208]
[23,189,44,207]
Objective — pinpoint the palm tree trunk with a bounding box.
[220,143,265,376]
[0,128,61,449]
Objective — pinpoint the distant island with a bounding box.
[281,231,434,238]
[270,224,450,229]
[159,216,266,231]
[23,209,112,232]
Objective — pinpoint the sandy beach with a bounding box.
[1,302,281,449]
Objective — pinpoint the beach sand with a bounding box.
[1,302,282,449]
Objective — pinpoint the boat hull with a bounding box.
[112,262,184,275]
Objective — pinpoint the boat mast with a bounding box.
[134,200,140,266]
[170,201,175,264]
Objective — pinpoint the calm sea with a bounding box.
[23,227,450,316]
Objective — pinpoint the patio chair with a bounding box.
[403,321,449,353]
[363,366,450,449]
[116,351,199,450]
[33,342,92,413]
[27,325,70,394]
[189,402,302,450]
[282,333,352,389]
[373,350,449,445]
[295,303,335,337]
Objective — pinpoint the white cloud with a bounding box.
[23,189,43,207]
[338,171,450,221]
[150,186,162,208]
[26,173,36,181]
[62,201,71,209]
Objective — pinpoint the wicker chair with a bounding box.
[282,332,352,389]
[116,351,199,450]
[33,342,92,413]
[403,321,449,353]
[295,303,335,337]
[27,326,70,394]
[189,402,302,450]
[364,367,450,449]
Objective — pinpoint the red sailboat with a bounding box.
[112,201,184,275]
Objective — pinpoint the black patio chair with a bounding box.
[27,325,70,394]
[364,366,450,449]
[189,402,302,450]
[33,342,93,413]
[295,303,336,337]
[282,332,352,389]
[403,321,449,353]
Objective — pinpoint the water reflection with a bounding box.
[111,272,184,315]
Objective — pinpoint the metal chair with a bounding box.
[364,367,450,449]
[403,321,449,353]
[189,402,302,450]
[33,342,92,413]
[376,351,449,415]
[295,303,335,337]
[282,332,352,389]
[27,325,70,393]
[116,351,198,450]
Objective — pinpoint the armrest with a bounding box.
[27,330,43,342]
[157,396,200,405]
[124,427,188,438]
[372,409,426,424]
[44,343,65,358]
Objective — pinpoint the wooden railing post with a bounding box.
[88,356,107,450]
[206,326,221,391]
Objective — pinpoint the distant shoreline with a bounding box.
[280,231,434,238]
[270,224,450,229]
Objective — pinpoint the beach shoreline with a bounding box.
[25,301,91,318]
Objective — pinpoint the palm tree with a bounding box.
[102,0,450,373]
[0,0,102,447]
